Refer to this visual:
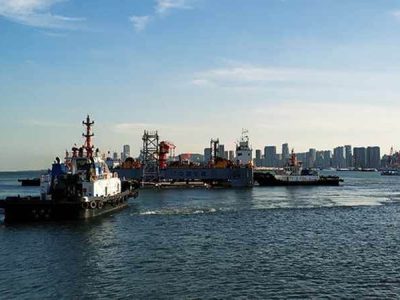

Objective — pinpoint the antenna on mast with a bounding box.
[82,115,95,158]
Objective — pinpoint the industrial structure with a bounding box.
[116,130,254,187]
[141,131,160,182]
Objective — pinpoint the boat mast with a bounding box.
[82,115,94,158]
[289,149,298,167]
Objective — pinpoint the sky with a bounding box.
[1,0,400,170]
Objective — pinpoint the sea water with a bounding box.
[1,171,400,298]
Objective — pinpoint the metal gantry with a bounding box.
[210,138,220,164]
[141,130,160,182]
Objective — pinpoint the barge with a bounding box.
[115,130,254,188]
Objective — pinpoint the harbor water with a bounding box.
[2,171,400,298]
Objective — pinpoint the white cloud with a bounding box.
[0,0,84,29]
[392,10,400,20]
[129,0,194,32]
[155,0,192,14]
[129,15,151,32]
[192,64,400,92]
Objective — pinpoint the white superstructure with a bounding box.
[235,129,253,165]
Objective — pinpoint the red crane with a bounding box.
[159,141,176,169]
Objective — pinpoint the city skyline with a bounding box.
[1,0,400,170]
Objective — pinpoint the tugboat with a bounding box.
[254,150,343,186]
[0,116,139,223]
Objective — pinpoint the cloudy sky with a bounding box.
[1,0,400,170]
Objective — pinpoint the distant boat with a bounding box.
[18,178,40,186]
[381,170,400,176]
[361,168,378,172]
[254,150,343,186]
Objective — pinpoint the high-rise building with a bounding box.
[296,152,307,166]
[264,146,277,167]
[204,148,212,163]
[332,146,345,168]
[113,152,118,160]
[367,146,381,169]
[345,145,352,168]
[276,153,282,167]
[228,150,234,161]
[353,147,367,169]
[254,149,262,167]
[224,151,229,160]
[218,144,225,158]
[122,144,130,161]
[123,144,130,155]
[308,148,317,168]
[315,150,330,169]
[282,143,289,165]
[323,150,332,169]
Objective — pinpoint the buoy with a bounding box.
[89,200,97,209]
[97,201,104,209]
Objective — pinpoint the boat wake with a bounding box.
[138,207,218,216]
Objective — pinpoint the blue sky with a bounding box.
[1,0,400,170]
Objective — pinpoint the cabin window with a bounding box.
[105,187,108,196]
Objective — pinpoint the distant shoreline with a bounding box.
[0,170,47,173]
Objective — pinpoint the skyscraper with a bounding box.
[308,148,317,168]
[367,146,381,169]
[228,150,234,161]
[296,152,307,166]
[315,150,331,169]
[345,145,352,168]
[332,146,345,168]
[218,144,225,158]
[122,144,130,161]
[204,148,211,163]
[353,147,367,169]
[323,150,332,169]
[282,143,289,165]
[264,146,277,167]
[255,149,262,167]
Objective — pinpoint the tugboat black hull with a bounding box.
[254,173,342,186]
[0,190,138,223]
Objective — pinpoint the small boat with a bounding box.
[381,170,400,176]
[0,116,139,223]
[254,150,343,186]
[18,178,41,186]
